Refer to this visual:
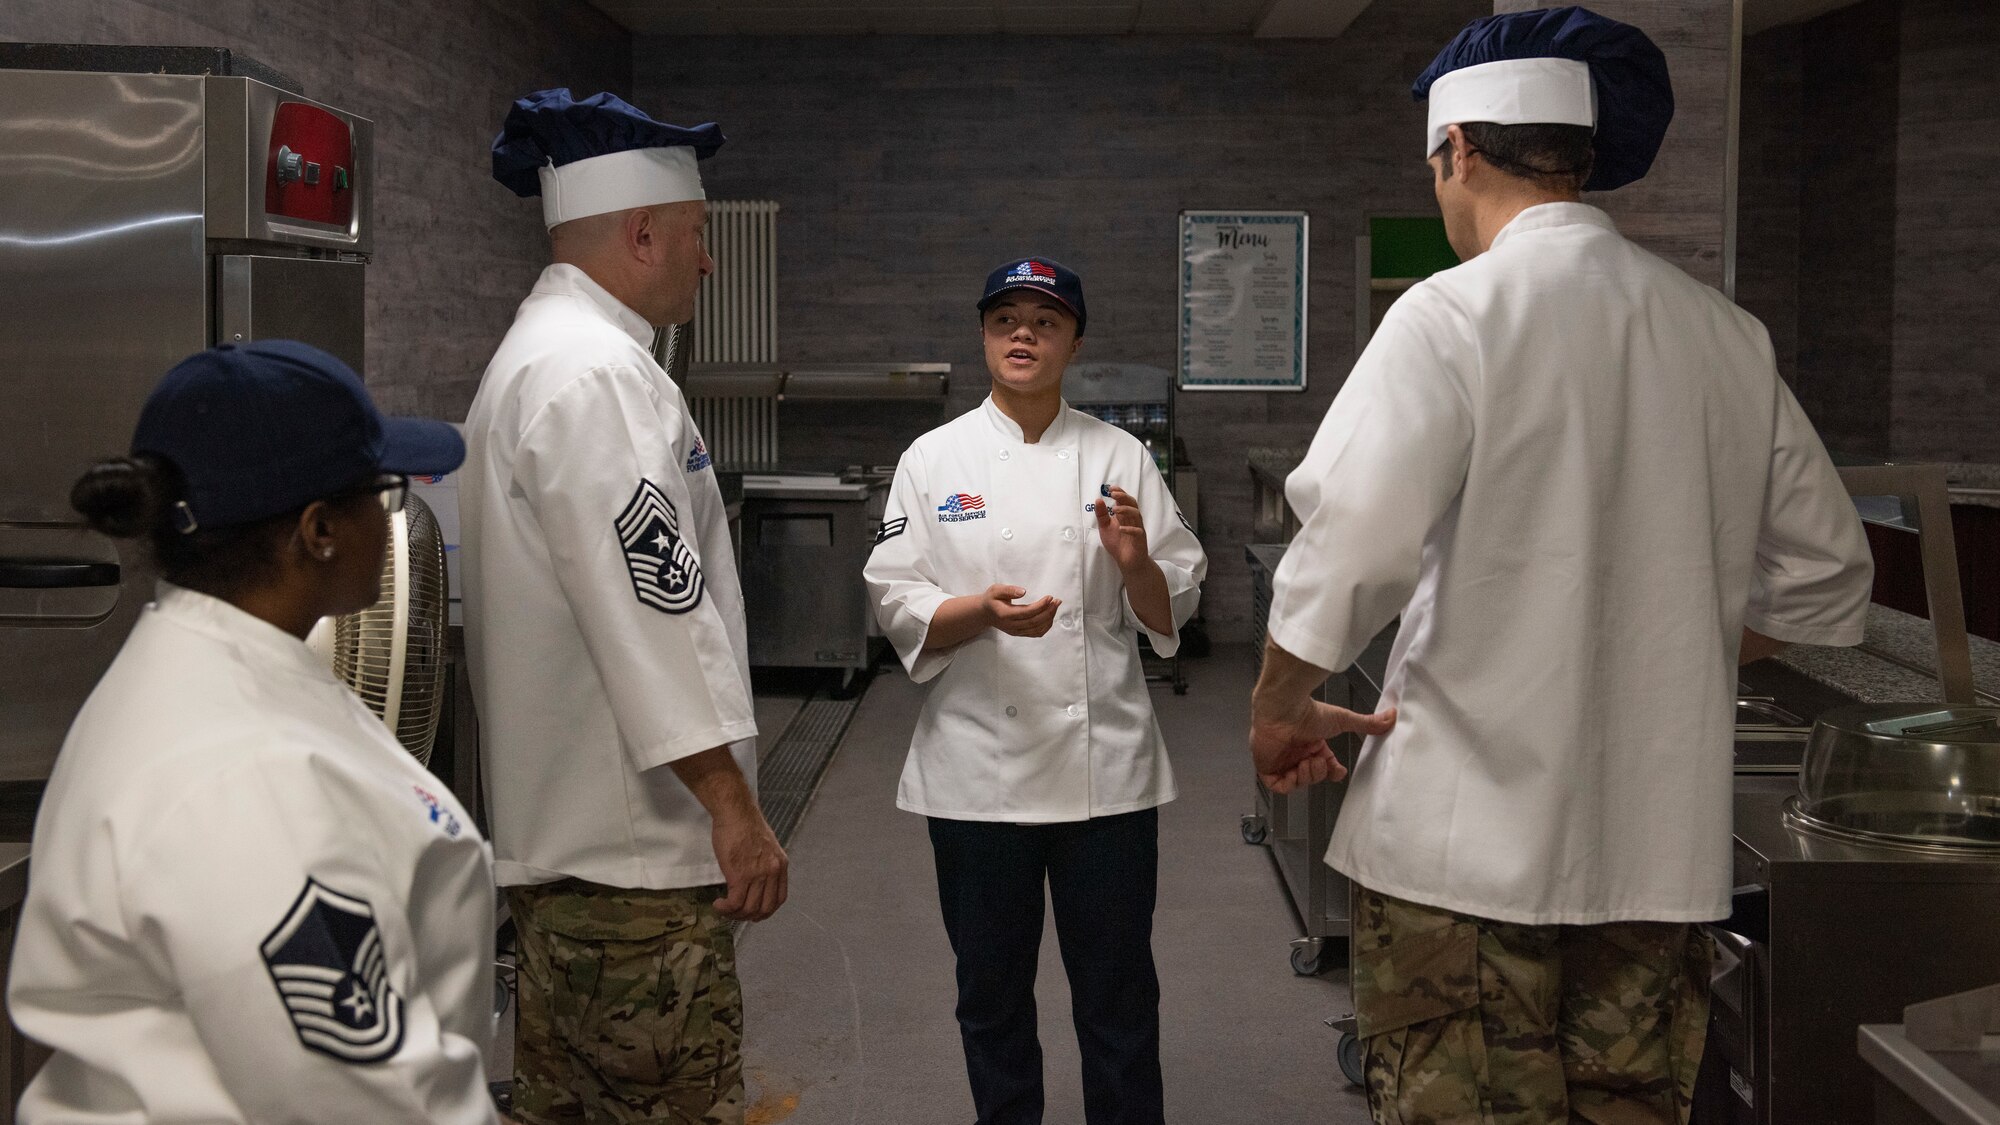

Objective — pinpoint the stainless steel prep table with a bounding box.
[1861,1020,2000,1125]
[738,472,886,687]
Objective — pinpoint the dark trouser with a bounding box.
[928,807,1164,1125]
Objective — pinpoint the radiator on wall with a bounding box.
[688,199,779,466]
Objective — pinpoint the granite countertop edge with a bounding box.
[1775,604,2000,705]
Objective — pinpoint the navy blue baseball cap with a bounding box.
[131,341,465,532]
[978,258,1087,335]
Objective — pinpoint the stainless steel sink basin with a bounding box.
[1737,699,1806,726]
[1733,699,1812,775]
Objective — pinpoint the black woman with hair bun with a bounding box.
[8,341,518,1124]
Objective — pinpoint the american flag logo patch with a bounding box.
[937,492,988,523]
[1010,260,1058,280]
[261,879,405,1065]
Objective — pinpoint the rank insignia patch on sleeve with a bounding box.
[616,479,705,614]
[261,879,405,1065]
[874,516,908,545]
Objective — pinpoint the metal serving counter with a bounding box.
[1703,779,2000,1124]
[0,845,41,1121]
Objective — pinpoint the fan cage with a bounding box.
[332,494,449,765]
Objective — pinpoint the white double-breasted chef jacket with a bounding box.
[462,263,756,890]
[866,398,1207,822]
[9,585,496,1124]
[1269,203,1874,926]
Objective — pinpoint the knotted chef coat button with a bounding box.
[1065,703,1081,718]
[998,450,1011,461]
[1057,449,1071,460]
[1062,527,1077,542]
[1005,705,1018,718]
[1001,528,1014,540]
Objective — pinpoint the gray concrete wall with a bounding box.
[1,0,632,421]
[1891,0,2000,461]
[1797,0,1901,458]
[635,3,1490,641]
[1737,24,1803,387]
[1735,0,1999,463]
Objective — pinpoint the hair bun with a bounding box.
[71,455,173,538]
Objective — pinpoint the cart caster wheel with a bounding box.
[1337,1030,1365,1086]
[830,668,864,700]
[1240,814,1268,845]
[1290,939,1327,976]
[1291,937,1346,976]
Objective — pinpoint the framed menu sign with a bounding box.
[1178,211,1308,391]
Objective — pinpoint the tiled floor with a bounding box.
[492,649,1372,1122]
[732,645,1372,1124]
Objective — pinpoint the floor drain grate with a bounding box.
[758,692,864,848]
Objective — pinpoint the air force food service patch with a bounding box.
[261,879,405,1065]
[617,479,704,614]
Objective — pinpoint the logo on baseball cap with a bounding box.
[978,257,1086,334]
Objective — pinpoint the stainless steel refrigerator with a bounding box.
[0,48,374,783]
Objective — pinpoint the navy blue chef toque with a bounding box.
[491,88,724,226]
[1412,6,1673,192]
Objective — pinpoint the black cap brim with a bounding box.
[379,417,467,477]
[978,284,1083,323]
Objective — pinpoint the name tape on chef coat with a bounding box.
[261,879,406,1065]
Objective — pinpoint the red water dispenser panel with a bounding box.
[264,101,354,226]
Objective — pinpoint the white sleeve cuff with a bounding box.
[892,592,955,684]
[1265,612,1350,675]
[1742,612,1867,648]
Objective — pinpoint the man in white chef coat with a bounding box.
[462,89,785,1124]
[1248,8,1875,1122]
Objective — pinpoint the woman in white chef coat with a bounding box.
[8,341,507,1125]
[865,258,1206,1125]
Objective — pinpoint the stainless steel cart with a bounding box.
[1070,363,1192,693]
[1243,545,1393,983]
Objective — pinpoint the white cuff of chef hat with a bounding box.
[1425,57,1597,159]
[537,145,706,228]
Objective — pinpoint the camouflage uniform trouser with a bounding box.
[1352,886,1714,1125]
[507,879,744,1125]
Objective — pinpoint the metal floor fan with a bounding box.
[307,493,450,765]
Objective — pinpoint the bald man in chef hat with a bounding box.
[1248,8,1872,1120]
[462,89,785,1124]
